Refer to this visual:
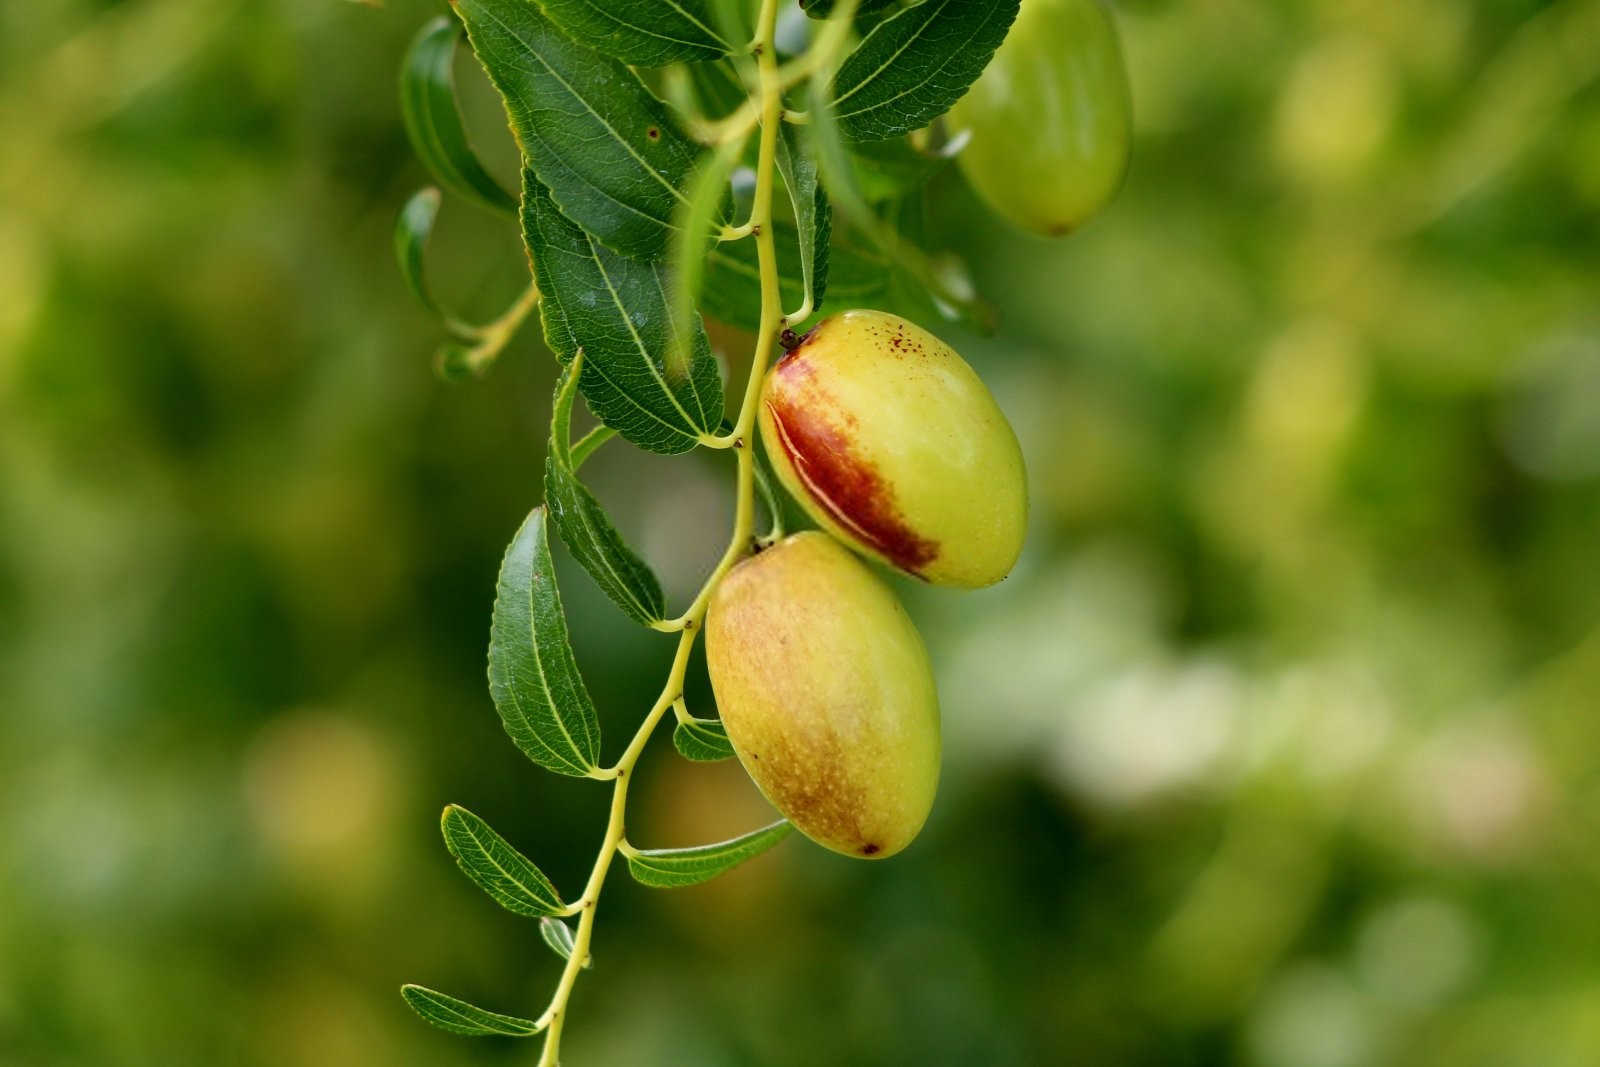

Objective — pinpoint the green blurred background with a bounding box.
[4,1,1600,1064]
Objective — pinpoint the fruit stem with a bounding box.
[530,1,786,1062]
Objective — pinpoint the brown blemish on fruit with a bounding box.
[741,715,877,854]
[764,385,938,576]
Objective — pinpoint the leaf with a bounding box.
[456,0,701,260]
[623,820,793,888]
[522,169,724,455]
[441,805,566,917]
[801,0,900,19]
[672,717,736,762]
[701,219,887,332]
[534,0,732,66]
[395,188,477,341]
[399,17,517,214]
[831,0,1020,143]
[539,917,592,969]
[775,123,832,316]
[544,356,667,625]
[401,985,542,1037]
[488,505,603,776]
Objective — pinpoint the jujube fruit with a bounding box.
[705,531,940,859]
[948,0,1132,237]
[758,310,1027,588]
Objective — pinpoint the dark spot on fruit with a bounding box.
[862,843,880,855]
[764,389,939,575]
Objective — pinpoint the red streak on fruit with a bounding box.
[764,394,938,576]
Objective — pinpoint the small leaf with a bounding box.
[672,717,736,762]
[488,506,603,776]
[535,0,732,66]
[544,357,668,625]
[401,984,542,1037]
[775,123,832,315]
[523,169,724,455]
[456,0,701,259]
[539,917,592,969]
[623,820,793,888]
[399,17,517,214]
[442,805,566,917]
[395,188,477,341]
[831,0,1020,143]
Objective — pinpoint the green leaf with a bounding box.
[672,717,736,762]
[801,0,900,19]
[441,805,566,917]
[831,0,1020,143]
[456,0,701,260]
[395,188,477,341]
[539,916,592,968]
[544,357,667,625]
[522,169,724,455]
[488,505,603,776]
[775,123,831,316]
[535,0,732,66]
[401,984,542,1037]
[399,17,517,214]
[623,820,793,888]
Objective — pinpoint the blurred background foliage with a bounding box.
[3,0,1600,1064]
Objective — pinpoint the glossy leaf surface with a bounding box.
[624,820,793,887]
[488,506,603,776]
[399,17,517,214]
[831,0,1020,142]
[401,985,542,1037]
[442,805,566,917]
[522,171,724,455]
[544,356,667,625]
[536,0,732,66]
[672,717,736,761]
[456,0,700,259]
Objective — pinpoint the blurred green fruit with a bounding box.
[705,531,940,859]
[759,310,1027,588]
[949,0,1132,236]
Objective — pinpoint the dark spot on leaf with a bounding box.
[647,127,660,140]
[764,380,938,575]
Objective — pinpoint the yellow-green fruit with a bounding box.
[949,0,1132,236]
[705,532,940,859]
[758,310,1027,588]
